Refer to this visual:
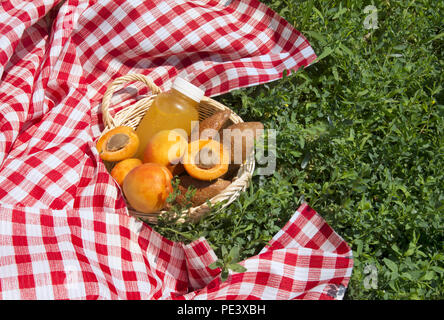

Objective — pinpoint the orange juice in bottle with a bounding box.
[134,77,204,159]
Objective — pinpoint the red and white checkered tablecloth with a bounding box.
[0,0,353,300]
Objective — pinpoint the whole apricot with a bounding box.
[110,158,142,187]
[143,129,188,174]
[122,163,173,214]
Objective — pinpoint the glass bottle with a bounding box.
[134,77,204,160]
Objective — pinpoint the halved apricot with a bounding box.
[183,139,229,181]
[96,126,139,162]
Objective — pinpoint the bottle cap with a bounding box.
[172,77,205,103]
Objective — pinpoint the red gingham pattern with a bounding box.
[178,203,353,300]
[0,0,352,300]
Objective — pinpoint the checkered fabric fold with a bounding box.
[0,0,353,300]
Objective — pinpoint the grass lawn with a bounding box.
[153,0,443,299]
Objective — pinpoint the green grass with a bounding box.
[152,0,444,299]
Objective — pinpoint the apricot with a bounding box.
[183,139,229,181]
[143,129,188,174]
[110,158,142,187]
[122,163,173,214]
[97,126,140,162]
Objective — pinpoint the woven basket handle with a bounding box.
[101,74,162,128]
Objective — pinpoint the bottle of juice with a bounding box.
[134,77,204,160]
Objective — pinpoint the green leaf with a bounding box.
[332,7,347,20]
[430,266,444,275]
[421,271,435,281]
[314,46,333,62]
[409,271,423,281]
[354,239,363,257]
[228,263,247,273]
[427,32,444,43]
[312,6,325,23]
[332,65,339,82]
[221,245,228,258]
[339,43,353,56]
[290,150,302,158]
[228,246,241,262]
[208,260,223,270]
[401,272,413,281]
[304,31,327,44]
[357,89,369,97]
[404,246,415,257]
[384,258,398,273]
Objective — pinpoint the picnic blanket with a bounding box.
[0,0,353,299]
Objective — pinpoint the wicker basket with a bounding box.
[99,74,255,223]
